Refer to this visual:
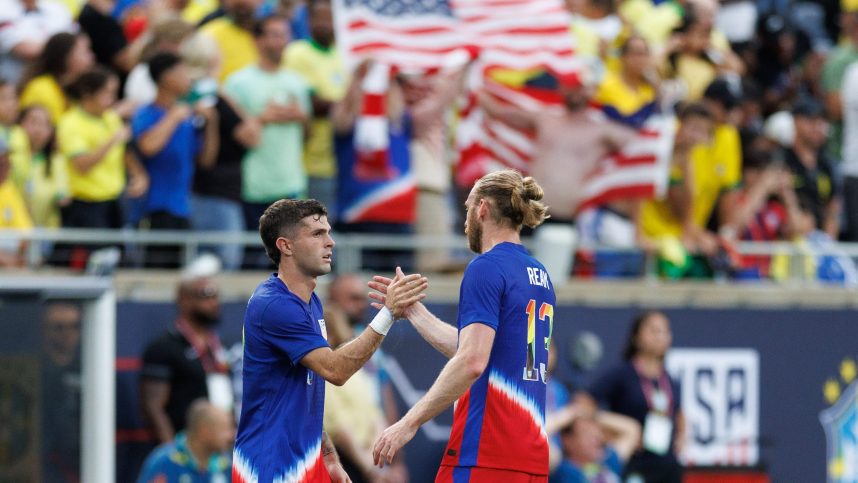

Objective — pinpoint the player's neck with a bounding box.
[277,268,316,303]
[480,226,521,253]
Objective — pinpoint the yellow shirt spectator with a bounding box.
[201,18,258,83]
[20,75,68,124]
[594,69,657,128]
[9,127,69,228]
[0,177,33,229]
[57,107,126,202]
[284,40,348,178]
[641,123,742,237]
[619,0,683,48]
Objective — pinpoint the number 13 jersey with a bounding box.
[441,242,557,476]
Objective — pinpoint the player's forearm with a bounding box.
[327,328,384,385]
[402,352,482,429]
[407,303,457,358]
[321,431,342,467]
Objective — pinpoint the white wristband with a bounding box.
[369,307,394,336]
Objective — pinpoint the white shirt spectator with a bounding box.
[841,62,858,177]
[0,0,75,83]
[124,62,157,106]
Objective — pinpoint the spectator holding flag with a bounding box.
[331,61,417,271]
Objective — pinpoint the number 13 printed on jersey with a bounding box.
[523,299,554,383]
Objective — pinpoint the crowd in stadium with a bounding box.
[1,0,858,282]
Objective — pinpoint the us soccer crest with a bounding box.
[820,357,858,482]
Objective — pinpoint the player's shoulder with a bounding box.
[248,277,303,316]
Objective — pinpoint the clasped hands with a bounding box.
[368,267,428,319]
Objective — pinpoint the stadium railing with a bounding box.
[1,228,858,285]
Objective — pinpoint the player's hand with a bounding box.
[326,462,351,483]
[368,267,428,319]
[372,418,418,468]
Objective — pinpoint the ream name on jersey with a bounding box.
[526,267,551,289]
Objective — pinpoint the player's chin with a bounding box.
[315,261,333,276]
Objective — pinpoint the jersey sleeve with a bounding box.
[458,257,505,331]
[140,337,173,381]
[260,298,329,366]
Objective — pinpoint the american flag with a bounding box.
[333,0,673,214]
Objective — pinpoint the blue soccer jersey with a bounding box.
[233,275,331,483]
[440,242,557,476]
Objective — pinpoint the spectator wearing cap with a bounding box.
[782,98,841,239]
[752,14,807,116]
[132,52,219,268]
[0,135,32,267]
[139,256,233,444]
[821,0,858,161]
[0,0,74,85]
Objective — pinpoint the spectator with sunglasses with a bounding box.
[139,255,234,444]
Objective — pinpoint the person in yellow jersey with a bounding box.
[19,33,95,124]
[10,106,69,229]
[201,0,262,83]
[640,81,741,278]
[57,67,149,266]
[284,0,347,215]
[594,35,657,130]
[0,136,32,267]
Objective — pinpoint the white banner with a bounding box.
[665,349,760,466]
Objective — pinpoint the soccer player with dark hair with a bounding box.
[370,169,557,482]
[232,198,427,483]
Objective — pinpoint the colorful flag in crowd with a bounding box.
[333,0,673,215]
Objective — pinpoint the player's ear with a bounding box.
[276,236,293,257]
[477,198,491,219]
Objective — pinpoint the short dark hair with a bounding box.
[259,199,328,266]
[67,66,115,100]
[253,15,290,38]
[148,52,182,85]
[676,102,713,121]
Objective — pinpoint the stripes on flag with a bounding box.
[335,0,672,213]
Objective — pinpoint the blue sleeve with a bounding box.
[260,299,329,366]
[604,446,624,474]
[458,257,504,331]
[548,461,587,483]
[131,108,157,138]
[136,445,170,483]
